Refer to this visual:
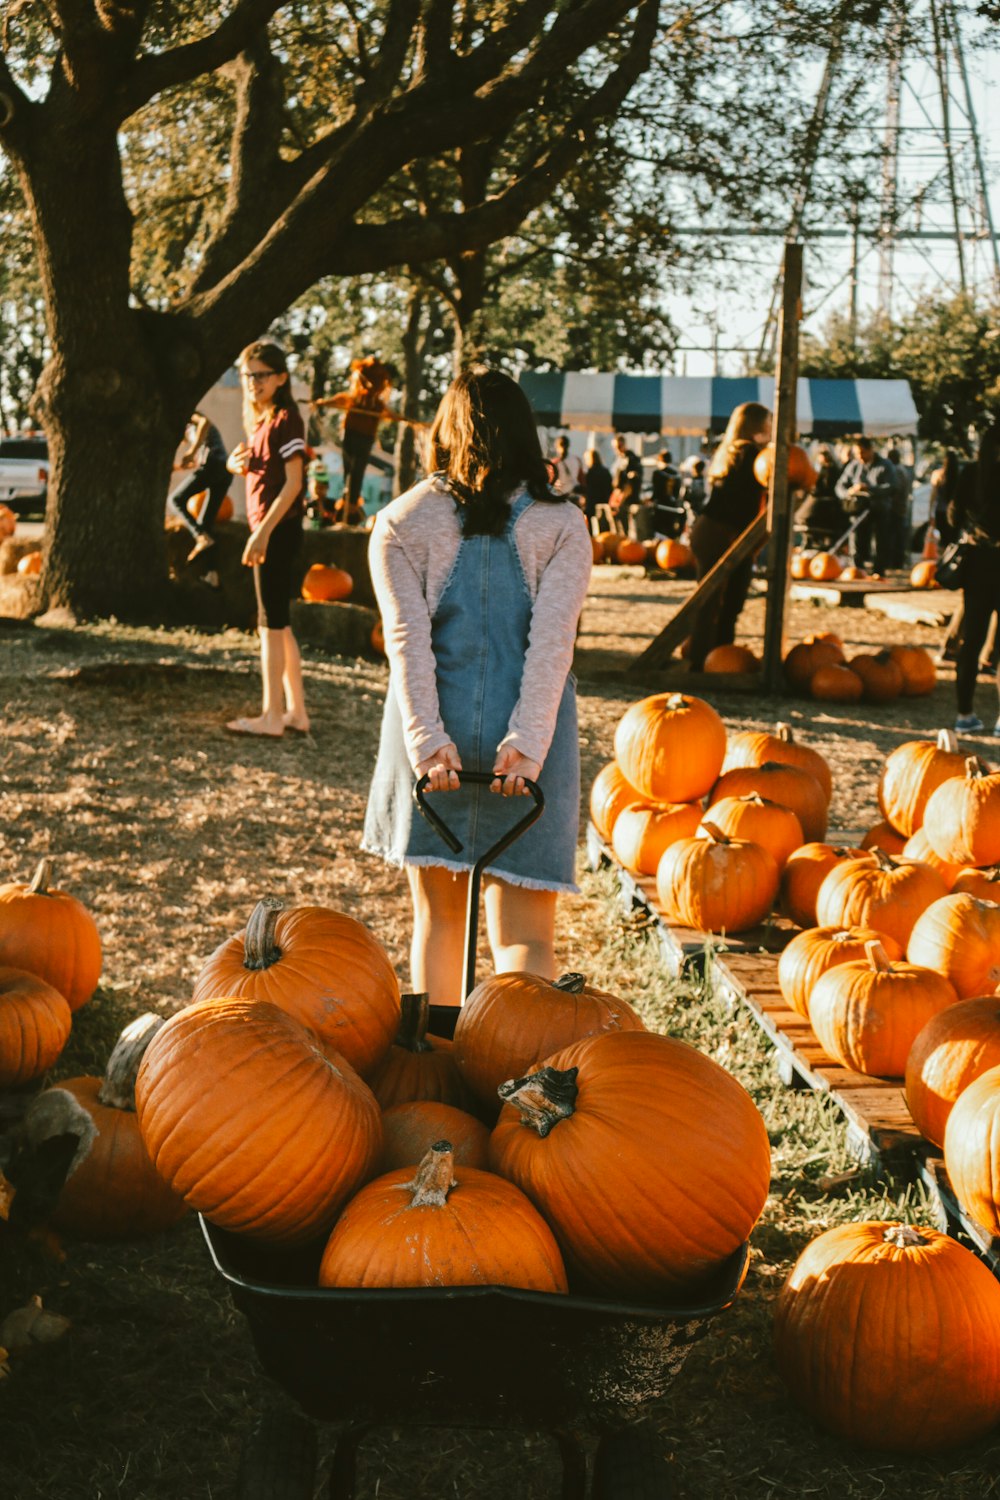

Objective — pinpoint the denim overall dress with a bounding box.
[362,489,580,892]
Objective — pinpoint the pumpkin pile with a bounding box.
[782,633,936,704]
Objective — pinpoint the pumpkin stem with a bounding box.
[699,820,730,846]
[243,897,284,970]
[553,973,587,994]
[871,847,896,871]
[395,993,433,1053]
[27,859,53,895]
[666,693,687,711]
[965,756,985,779]
[498,1066,579,1136]
[98,1013,165,1110]
[882,1224,930,1249]
[936,729,959,753]
[865,939,893,973]
[775,722,794,742]
[406,1141,457,1207]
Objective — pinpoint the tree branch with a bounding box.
[0,47,33,149]
[418,0,456,81]
[119,0,286,117]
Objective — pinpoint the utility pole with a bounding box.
[762,243,803,695]
[878,11,903,318]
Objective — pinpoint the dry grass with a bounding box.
[1,570,997,1498]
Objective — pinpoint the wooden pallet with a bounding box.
[919,1157,1000,1275]
[789,578,915,609]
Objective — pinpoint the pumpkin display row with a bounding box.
[782,634,936,704]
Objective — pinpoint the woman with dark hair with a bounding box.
[687,401,772,669]
[363,368,593,1005]
[932,449,962,548]
[948,422,1000,735]
[225,340,310,737]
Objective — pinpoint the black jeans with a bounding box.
[956,543,1000,714]
[688,514,754,670]
[168,459,231,541]
[342,426,375,510]
[853,498,891,573]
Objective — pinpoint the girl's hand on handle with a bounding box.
[227,443,251,476]
[241,526,270,567]
[416,743,462,792]
[491,745,541,798]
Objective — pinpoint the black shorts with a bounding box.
[254,519,302,630]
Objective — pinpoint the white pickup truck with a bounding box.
[0,434,49,514]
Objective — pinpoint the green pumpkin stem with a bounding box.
[883,1224,930,1249]
[553,973,587,994]
[27,859,53,895]
[406,1141,456,1207]
[98,1013,165,1111]
[243,897,284,970]
[396,993,433,1053]
[498,1066,579,1137]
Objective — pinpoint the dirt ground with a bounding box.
[1,567,997,1498]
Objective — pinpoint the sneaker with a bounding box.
[187,534,216,563]
[955,714,984,733]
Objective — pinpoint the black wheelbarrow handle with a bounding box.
[413,770,545,999]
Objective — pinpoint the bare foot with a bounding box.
[224,714,284,738]
[283,712,311,735]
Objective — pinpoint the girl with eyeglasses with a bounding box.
[225,341,310,737]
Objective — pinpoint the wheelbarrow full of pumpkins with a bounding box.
[136,772,766,1498]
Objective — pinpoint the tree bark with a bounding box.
[393,287,437,497]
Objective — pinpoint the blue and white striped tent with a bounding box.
[517,372,919,439]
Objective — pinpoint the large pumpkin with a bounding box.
[908,893,1000,999]
[815,847,947,950]
[611,800,702,875]
[135,997,382,1246]
[808,940,958,1077]
[0,966,73,1087]
[953,864,1000,902]
[377,1101,490,1173]
[615,538,646,566]
[697,794,803,873]
[708,761,827,843]
[773,1221,1000,1451]
[452,971,645,1113]
[901,827,963,891]
[877,729,965,837]
[319,1142,567,1293]
[721,721,832,803]
[703,644,759,673]
[655,538,693,571]
[614,693,726,804]
[905,998,1000,1149]
[589,762,642,844]
[780,845,868,929]
[848,651,904,704]
[777,926,903,1020]
[944,1065,1000,1236]
[655,823,779,934]
[858,819,907,855]
[923,757,1000,867]
[0,859,102,1011]
[783,641,844,694]
[490,1030,770,1297]
[366,993,473,1111]
[888,644,936,697]
[301,563,353,602]
[753,443,817,492]
[810,664,863,702]
[49,1015,188,1239]
[808,552,842,582]
[192,898,399,1077]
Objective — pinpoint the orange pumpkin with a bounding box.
[810,663,863,702]
[859,819,907,855]
[377,1101,490,1173]
[848,651,904,704]
[589,761,642,843]
[944,1065,1000,1236]
[808,552,842,582]
[905,997,1000,1148]
[614,693,727,804]
[789,551,812,580]
[923,757,1000,867]
[0,859,102,1011]
[655,538,693,571]
[611,800,703,875]
[721,722,832,803]
[16,550,42,576]
[187,491,235,524]
[783,640,844,693]
[319,1142,567,1292]
[191,898,400,1078]
[709,761,828,842]
[780,845,869,929]
[808,940,958,1077]
[877,729,965,837]
[839,565,868,581]
[703,644,760,673]
[49,1015,188,1239]
[0,966,72,1087]
[301,563,353,602]
[365,994,473,1111]
[656,823,779,933]
[0,503,15,539]
[907,893,1000,999]
[952,865,1000,902]
[777,925,903,1019]
[490,1030,771,1297]
[815,847,947,950]
[590,534,604,564]
[615,538,646,566]
[901,827,963,891]
[753,443,818,492]
[773,1221,1000,1451]
[698,794,803,873]
[888,645,936,697]
[136,997,381,1246]
[910,560,938,589]
[599,530,622,561]
[451,971,645,1114]
[370,619,385,655]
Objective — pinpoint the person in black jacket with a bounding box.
[947,421,1000,734]
[688,402,772,669]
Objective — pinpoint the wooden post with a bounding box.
[761,242,804,694]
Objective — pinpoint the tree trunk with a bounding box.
[394,289,427,498]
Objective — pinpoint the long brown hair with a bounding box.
[427,368,559,536]
[709,401,771,481]
[238,340,297,439]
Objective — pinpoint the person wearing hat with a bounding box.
[305,458,334,526]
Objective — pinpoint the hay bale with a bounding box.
[290,600,379,657]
